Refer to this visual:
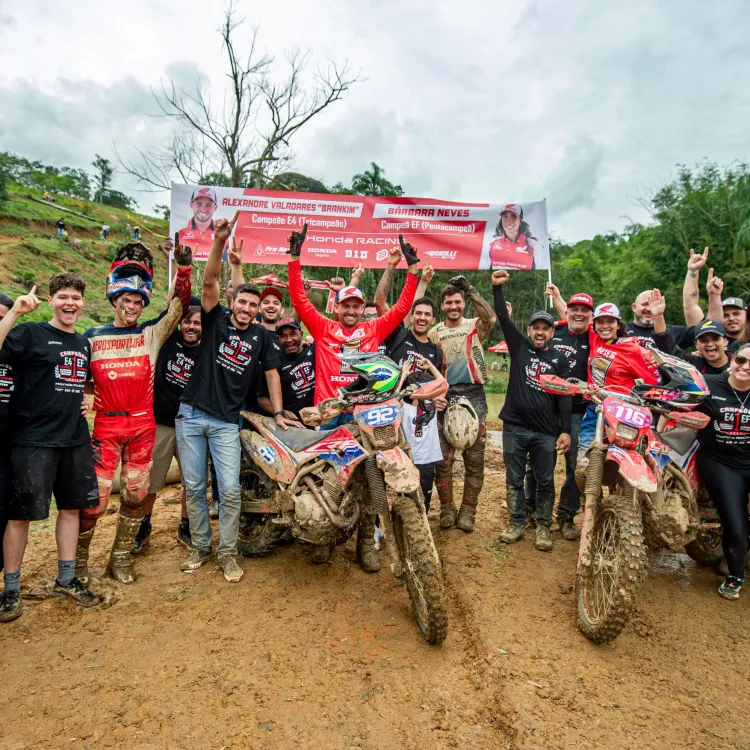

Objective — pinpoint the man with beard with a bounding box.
[628,289,694,348]
[258,288,285,333]
[492,271,571,552]
[534,283,594,540]
[428,276,496,533]
[177,214,295,583]
[178,186,220,261]
[79,242,193,585]
[258,317,315,420]
[133,307,203,554]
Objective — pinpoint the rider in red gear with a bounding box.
[76,241,192,584]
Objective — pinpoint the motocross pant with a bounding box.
[697,452,750,579]
[80,413,156,532]
[435,385,487,510]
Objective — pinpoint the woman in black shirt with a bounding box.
[697,343,750,600]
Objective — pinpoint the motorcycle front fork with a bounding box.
[577,408,606,574]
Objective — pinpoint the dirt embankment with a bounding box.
[0,444,747,749]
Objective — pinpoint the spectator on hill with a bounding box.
[101,224,109,240]
[133,225,140,241]
[125,223,132,239]
[56,219,65,239]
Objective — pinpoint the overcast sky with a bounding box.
[1,0,748,242]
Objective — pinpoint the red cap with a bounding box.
[260,287,283,302]
[501,203,522,218]
[567,293,594,311]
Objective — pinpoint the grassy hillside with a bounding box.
[0,184,172,332]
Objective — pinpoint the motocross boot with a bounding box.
[75,528,96,585]
[356,514,381,573]
[456,504,476,533]
[108,513,141,584]
[439,502,457,529]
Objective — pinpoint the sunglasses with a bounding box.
[734,354,750,367]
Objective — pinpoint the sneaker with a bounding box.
[559,518,579,541]
[0,591,22,622]
[535,525,553,552]
[181,547,212,571]
[440,502,457,529]
[500,522,525,544]
[51,577,101,608]
[209,502,219,520]
[718,575,743,600]
[177,519,192,549]
[456,504,476,533]
[132,517,152,554]
[218,554,244,583]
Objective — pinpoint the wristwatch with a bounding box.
[274,411,285,418]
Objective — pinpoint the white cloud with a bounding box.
[0,0,748,242]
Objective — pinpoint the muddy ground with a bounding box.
[0,438,748,750]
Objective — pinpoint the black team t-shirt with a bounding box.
[0,322,90,447]
[493,286,571,437]
[180,306,279,424]
[698,374,750,471]
[385,324,445,372]
[551,323,589,414]
[0,361,13,452]
[258,344,316,417]
[652,330,730,376]
[153,330,203,428]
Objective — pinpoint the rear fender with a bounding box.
[607,445,657,493]
[376,448,420,493]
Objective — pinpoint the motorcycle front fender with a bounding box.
[376,448,420,493]
[607,445,657,493]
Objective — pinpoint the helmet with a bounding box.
[107,243,154,307]
[633,348,709,408]
[338,353,401,405]
[443,397,479,450]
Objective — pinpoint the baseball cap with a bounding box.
[528,311,555,327]
[336,286,365,304]
[695,319,726,339]
[190,186,218,203]
[501,203,522,218]
[276,316,301,332]
[593,303,622,320]
[260,287,283,302]
[567,293,594,311]
[722,297,746,310]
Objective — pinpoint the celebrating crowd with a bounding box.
[1,209,749,624]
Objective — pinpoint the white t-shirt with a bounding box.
[401,401,442,465]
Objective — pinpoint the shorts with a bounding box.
[10,443,99,522]
[148,423,181,494]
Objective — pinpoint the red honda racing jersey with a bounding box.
[288,259,418,404]
[85,266,192,414]
[587,327,661,394]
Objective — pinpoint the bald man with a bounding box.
[627,290,695,349]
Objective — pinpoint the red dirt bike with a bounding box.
[540,374,710,644]
[237,358,449,645]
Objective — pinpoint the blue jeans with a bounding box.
[578,403,597,456]
[175,404,241,557]
[503,424,557,527]
[320,413,354,430]
[525,413,583,521]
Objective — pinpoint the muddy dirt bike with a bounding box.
[540,373,710,644]
[237,355,449,645]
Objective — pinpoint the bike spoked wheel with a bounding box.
[577,484,645,644]
[392,493,447,645]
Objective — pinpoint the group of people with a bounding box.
[0,221,748,624]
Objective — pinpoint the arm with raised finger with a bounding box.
[683,247,709,326]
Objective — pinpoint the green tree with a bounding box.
[266,172,329,193]
[154,204,171,220]
[91,154,114,203]
[350,162,403,196]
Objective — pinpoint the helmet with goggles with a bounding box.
[338,353,401,404]
[633,348,709,408]
[106,243,154,307]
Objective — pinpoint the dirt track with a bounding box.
[1,442,748,750]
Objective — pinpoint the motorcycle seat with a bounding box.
[261,417,338,452]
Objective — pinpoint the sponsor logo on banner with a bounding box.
[425,250,458,260]
[308,247,338,256]
[376,249,389,262]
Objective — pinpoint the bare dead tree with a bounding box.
[116,3,361,190]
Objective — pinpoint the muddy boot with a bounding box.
[107,513,142,584]
[500,522,525,544]
[132,515,152,554]
[535,525,553,552]
[310,545,331,564]
[456,504,476,533]
[559,518,579,541]
[356,515,381,573]
[439,502,457,529]
[75,528,95,585]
